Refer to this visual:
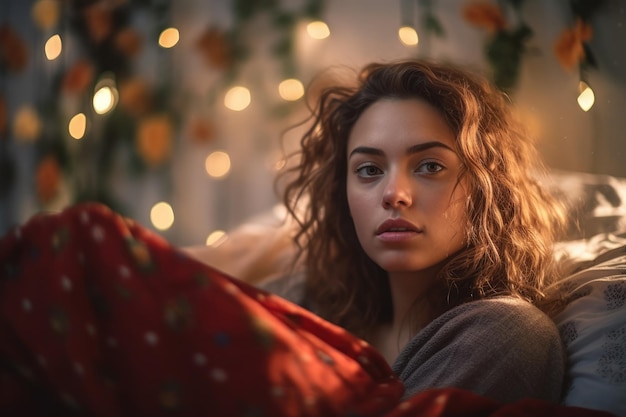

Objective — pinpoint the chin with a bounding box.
[373,255,448,276]
[375,261,425,273]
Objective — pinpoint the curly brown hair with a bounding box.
[279,59,566,337]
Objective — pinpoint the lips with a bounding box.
[375,219,421,236]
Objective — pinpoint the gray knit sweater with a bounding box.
[392,297,565,403]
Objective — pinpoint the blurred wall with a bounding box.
[1,0,625,246]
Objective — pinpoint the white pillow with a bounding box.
[552,253,626,417]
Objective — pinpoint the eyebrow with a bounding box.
[348,141,455,159]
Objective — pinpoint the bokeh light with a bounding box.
[150,201,175,230]
[577,81,595,112]
[45,34,62,60]
[158,27,179,48]
[306,21,330,39]
[206,230,227,246]
[224,86,251,111]
[278,78,305,101]
[398,26,418,46]
[93,86,117,114]
[205,151,231,178]
[93,75,119,115]
[68,113,86,139]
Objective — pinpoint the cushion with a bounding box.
[550,237,626,417]
[542,170,626,241]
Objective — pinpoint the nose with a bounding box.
[382,172,413,208]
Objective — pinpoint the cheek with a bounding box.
[442,191,469,236]
[346,188,359,222]
[347,187,369,235]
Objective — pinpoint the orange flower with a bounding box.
[13,105,42,142]
[83,1,113,43]
[36,155,61,204]
[119,78,153,118]
[554,18,593,70]
[463,2,507,34]
[136,114,173,167]
[0,24,28,72]
[196,27,232,69]
[114,27,143,58]
[188,117,215,144]
[62,59,95,94]
[31,0,61,31]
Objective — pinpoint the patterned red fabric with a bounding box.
[0,203,614,417]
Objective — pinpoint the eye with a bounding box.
[417,161,444,174]
[355,164,383,178]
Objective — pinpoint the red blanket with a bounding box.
[0,203,613,417]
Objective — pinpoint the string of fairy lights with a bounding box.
[19,0,598,247]
[40,17,331,242]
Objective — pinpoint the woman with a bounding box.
[279,59,568,403]
[0,60,573,416]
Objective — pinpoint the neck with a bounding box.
[370,269,439,364]
[387,270,436,331]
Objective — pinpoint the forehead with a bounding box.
[347,98,456,152]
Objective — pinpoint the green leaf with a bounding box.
[582,43,598,68]
[272,36,292,58]
[507,0,526,12]
[570,0,607,20]
[424,15,445,37]
[272,11,295,29]
[304,0,324,19]
[513,24,533,42]
[233,0,256,21]
[485,34,524,91]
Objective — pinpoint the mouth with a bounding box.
[375,219,422,236]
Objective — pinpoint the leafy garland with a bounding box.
[196,0,324,117]
[0,0,325,218]
[462,0,533,92]
[0,0,609,224]
[0,0,181,214]
[553,0,605,78]
[461,0,606,94]
[401,0,446,40]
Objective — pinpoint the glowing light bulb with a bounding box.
[224,86,251,111]
[45,34,62,60]
[306,21,330,39]
[68,113,86,139]
[577,81,595,112]
[206,230,227,246]
[278,78,305,101]
[150,201,175,230]
[159,27,179,48]
[92,74,119,115]
[93,86,116,114]
[398,26,418,46]
[205,151,231,178]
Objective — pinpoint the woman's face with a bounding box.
[346,98,468,277]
